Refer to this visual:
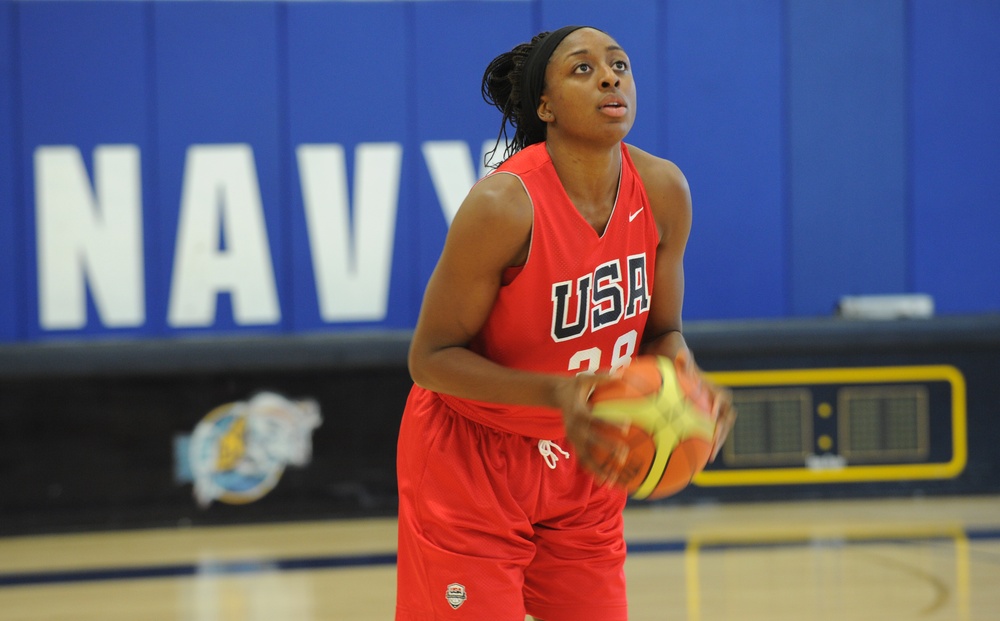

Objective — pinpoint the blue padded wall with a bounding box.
[911,1,1000,314]
[410,1,535,307]
[664,0,786,319]
[17,1,153,340]
[286,1,412,331]
[787,0,908,316]
[2,0,999,344]
[152,2,284,335]
[0,2,16,341]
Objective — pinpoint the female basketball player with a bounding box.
[396,25,735,621]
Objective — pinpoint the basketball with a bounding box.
[587,354,718,500]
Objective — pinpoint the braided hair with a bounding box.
[481,26,592,168]
[481,33,547,167]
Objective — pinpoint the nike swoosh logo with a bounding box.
[629,208,643,222]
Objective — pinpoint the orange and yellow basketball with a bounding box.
[587,355,718,500]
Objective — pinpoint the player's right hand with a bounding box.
[555,373,629,485]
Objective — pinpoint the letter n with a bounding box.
[34,145,145,329]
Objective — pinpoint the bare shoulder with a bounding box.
[625,144,690,207]
[447,170,533,267]
[625,144,692,238]
[458,171,531,227]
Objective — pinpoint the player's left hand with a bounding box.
[704,375,735,462]
[675,350,735,463]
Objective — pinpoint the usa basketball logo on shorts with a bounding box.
[445,583,467,609]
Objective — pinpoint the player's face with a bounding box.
[539,28,636,144]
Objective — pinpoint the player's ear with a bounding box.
[537,97,554,123]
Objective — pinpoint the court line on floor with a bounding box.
[0,552,400,587]
[2,528,998,588]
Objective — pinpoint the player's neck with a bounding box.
[545,139,621,206]
[545,140,622,232]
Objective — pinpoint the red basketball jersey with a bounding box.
[433,142,660,438]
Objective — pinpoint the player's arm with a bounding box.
[628,145,736,461]
[407,173,603,413]
[627,145,691,360]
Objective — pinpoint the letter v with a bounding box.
[297,143,401,322]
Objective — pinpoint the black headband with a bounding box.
[519,25,587,140]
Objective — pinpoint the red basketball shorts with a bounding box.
[395,387,629,621]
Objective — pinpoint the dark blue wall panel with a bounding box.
[788,0,908,315]
[3,0,999,344]
[152,2,283,334]
[664,0,786,319]
[18,1,151,340]
[286,1,411,331]
[0,2,16,341]
[911,1,1000,314]
[411,2,534,295]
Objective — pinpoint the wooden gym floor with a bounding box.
[1,494,998,620]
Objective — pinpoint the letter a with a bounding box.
[168,144,280,327]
